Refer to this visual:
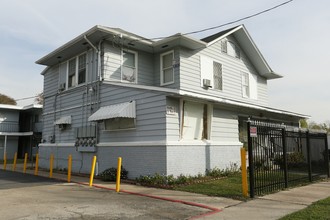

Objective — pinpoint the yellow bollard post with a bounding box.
[23,153,28,173]
[34,153,39,176]
[12,152,17,171]
[116,157,122,193]
[49,154,54,178]
[68,154,72,183]
[3,153,7,170]
[89,156,97,187]
[241,147,248,197]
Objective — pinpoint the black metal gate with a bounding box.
[247,120,329,198]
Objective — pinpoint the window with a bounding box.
[222,40,240,59]
[68,58,76,88]
[200,55,222,91]
[160,51,174,85]
[67,53,87,88]
[78,54,86,84]
[104,118,135,130]
[242,72,250,98]
[122,50,137,83]
[213,61,222,90]
[181,101,210,140]
[242,72,258,99]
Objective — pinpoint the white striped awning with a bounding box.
[54,115,72,125]
[88,101,136,121]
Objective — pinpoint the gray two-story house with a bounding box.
[36,25,307,178]
[0,104,42,160]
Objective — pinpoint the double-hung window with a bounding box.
[67,53,87,89]
[213,61,222,90]
[222,40,240,59]
[160,51,174,85]
[242,72,250,98]
[122,50,137,83]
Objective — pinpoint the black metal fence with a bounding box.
[247,120,329,198]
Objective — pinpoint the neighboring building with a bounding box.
[36,25,307,178]
[0,104,43,160]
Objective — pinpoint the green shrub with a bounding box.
[99,166,128,181]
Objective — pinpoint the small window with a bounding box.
[242,72,250,98]
[222,40,240,59]
[67,53,87,89]
[122,50,137,83]
[68,58,76,88]
[160,51,174,85]
[213,61,222,90]
[78,54,86,84]
[104,117,135,130]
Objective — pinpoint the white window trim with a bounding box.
[66,52,87,90]
[121,49,138,83]
[200,55,223,91]
[160,50,174,86]
[242,72,250,98]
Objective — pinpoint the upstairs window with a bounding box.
[222,40,240,59]
[242,72,258,99]
[213,61,222,90]
[78,54,86,84]
[242,72,250,98]
[160,51,174,85]
[122,50,137,83]
[200,55,223,91]
[67,53,87,89]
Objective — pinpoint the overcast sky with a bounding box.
[0,0,329,123]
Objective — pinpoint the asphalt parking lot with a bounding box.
[0,170,206,219]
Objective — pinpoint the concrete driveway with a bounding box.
[0,170,206,219]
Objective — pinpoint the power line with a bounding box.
[146,0,294,41]
[15,96,37,101]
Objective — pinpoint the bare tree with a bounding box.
[0,93,17,105]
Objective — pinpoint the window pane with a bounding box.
[213,61,222,90]
[123,51,135,67]
[78,54,86,70]
[163,68,173,84]
[105,118,135,130]
[68,58,76,76]
[163,53,173,68]
[78,69,86,84]
[122,66,136,82]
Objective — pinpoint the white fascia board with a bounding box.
[206,25,243,46]
[0,104,23,110]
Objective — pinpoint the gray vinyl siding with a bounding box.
[97,84,167,143]
[211,108,239,142]
[43,65,59,97]
[179,36,269,106]
[166,97,180,141]
[102,42,154,85]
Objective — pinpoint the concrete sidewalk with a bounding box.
[3,164,330,220]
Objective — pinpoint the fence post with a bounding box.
[116,157,122,193]
[89,156,97,187]
[324,134,329,178]
[240,148,248,197]
[306,131,312,182]
[12,152,17,171]
[3,153,7,170]
[68,155,72,183]
[34,154,39,176]
[49,154,54,178]
[23,153,28,173]
[247,119,255,198]
[282,128,288,188]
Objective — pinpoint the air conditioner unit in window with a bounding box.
[203,79,212,88]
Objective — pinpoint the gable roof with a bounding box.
[202,25,282,80]
[36,24,281,79]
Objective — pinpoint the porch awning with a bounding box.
[54,115,72,125]
[88,101,136,121]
